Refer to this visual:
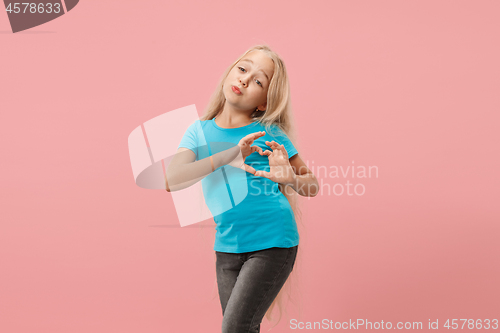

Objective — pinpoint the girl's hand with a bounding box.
[238,131,266,160]
[254,141,297,186]
[228,131,266,174]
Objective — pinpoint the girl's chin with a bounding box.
[224,101,253,111]
[225,95,244,105]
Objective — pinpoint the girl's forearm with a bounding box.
[166,145,240,192]
[286,173,319,197]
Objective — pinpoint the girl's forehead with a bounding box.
[238,52,274,77]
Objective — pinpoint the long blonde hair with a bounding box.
[199,44,306,328]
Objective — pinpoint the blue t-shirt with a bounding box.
[177,118,300,253]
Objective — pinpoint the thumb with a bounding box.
[254,170,271,179]
[241,163,257,175]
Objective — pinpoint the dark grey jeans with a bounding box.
[215,245,298,333]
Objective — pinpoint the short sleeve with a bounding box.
[177,121,199,157]
[268,126,298,158]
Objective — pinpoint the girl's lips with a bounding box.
[232,86,242,94]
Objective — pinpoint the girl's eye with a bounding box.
[238,67,263,87]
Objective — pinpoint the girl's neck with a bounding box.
[215,108,254,128]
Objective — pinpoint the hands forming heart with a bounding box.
[254,140,296,186]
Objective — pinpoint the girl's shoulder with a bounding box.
[190,118,212,129]
[262,122,287,138]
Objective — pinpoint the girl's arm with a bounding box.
[285,154,319,197]
[166,131,266,192]
[165,146,240,192]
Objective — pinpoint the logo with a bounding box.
[4,0,79,33]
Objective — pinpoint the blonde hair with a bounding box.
[198,44,306,329]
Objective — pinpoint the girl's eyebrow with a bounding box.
[239,59,270,82]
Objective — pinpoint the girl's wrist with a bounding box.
[227,146,243,168]
[284,173,298,187]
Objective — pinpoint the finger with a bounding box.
[242,163,256,175]
[265,140,278,145]
[250,145,264,156]
[276,146,284,157]
[250,131,266,139]
[279,144,289,157]
[254,170,271,179]
[245,131,266,144]
[262,149,272,156]
[271,142,281,152]
[255,146,264,155]
[278,144,286,155]
[265,141,279,149]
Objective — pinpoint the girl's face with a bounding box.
[223,50,275,112]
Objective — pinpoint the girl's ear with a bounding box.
[256,102,267,112]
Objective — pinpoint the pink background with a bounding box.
[1,1,499,332]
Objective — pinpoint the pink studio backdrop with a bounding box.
[1,1,499,332]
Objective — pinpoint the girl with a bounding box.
[166,45,318,332]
